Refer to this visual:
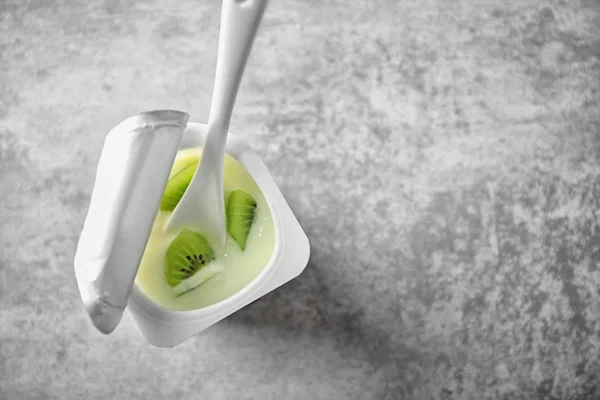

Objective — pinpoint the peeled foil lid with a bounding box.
[74,110,190,334]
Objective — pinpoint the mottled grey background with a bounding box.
[1,0,600,399]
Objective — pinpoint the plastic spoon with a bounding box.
[165,0,268,243]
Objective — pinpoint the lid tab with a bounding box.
[74,110,189,334]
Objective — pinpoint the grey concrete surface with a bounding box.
[2,0,600,399]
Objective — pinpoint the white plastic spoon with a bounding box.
[165,0,268,243]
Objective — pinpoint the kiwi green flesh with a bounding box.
[160,161,198,211]
[226,190,257,251]
[165,229,215,287]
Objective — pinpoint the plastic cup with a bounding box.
[126,122,310,347]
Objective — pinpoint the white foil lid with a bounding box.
[74,110,189,334]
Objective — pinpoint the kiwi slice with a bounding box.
[226,190,257,251]
[160,161,198,211]
[174,263,224,297]
[165,228,215,287]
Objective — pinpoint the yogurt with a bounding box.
[135,147,275,311]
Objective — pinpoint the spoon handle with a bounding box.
[207,0,268,137]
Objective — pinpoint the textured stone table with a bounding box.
[1,0,600,399]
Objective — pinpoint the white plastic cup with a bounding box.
[126,122,310,347]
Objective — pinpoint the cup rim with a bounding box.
[128,122,283,322]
